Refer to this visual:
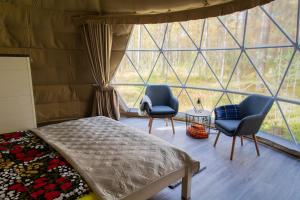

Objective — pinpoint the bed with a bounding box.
[1,116,199,200]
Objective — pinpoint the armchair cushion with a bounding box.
[215,105,241,120]
[149,106,176,116]
[215,120,240,136]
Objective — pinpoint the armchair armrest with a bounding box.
[169,96,179,113]
[235,114,265,136]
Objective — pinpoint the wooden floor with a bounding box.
[120,117,300,200]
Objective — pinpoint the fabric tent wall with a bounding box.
[0,0,132,124]
[78,0,274,24]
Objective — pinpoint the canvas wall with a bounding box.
[0,0,115,124]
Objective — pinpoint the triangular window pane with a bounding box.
[112,56,144,84]
[186,89,223,112]
[145,23,167,49]
[177,89,194,112]
[227,93,247,105]
[147,54,181,86]
[132,87,146,109]
[215,93,231,108]
[201,18,239,49]
[115,86,144,108]
[164,51,198,83]
[227,54,270,95]
[278,51,300,101]
[170,87,182,97]
[163,22,196,49]
[246,6,291,46]
[219,11,246,46]
[203,50,240,86]
[127,25,158,50]
[127,51,160,82]
[180,20,204,48]
[260,104,292,142]
[263,0,297,42]
[278,102,300,143]
[247,47,294,93]
[186,53,222,89]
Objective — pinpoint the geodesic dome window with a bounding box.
[111,0,300,146]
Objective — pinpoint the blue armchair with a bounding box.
[213,94,274,160]
[145,85,179,134]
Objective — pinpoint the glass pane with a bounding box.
[247,47,294,93]
[112,56,143,84]
[279,102,300,143]
[170,87,182,97]
[131,87,146,109]
[227,93,247,104]
[227,54,270,95]
[215,93,231,108]
[115,86,144,108]
[279,51,300,101]
[260,104,292,141]
[164,51,198,83]
[203,50,240,86]
[180,20,204,47]
[177,89,194,112]
[246,6,291,46]
[147,54,181,86]
[202,18,239,49]
[186,89,223,111]
[127,25,158,50]
[186,53,222,89]
[163,22,196,49]
[145,23,167,49]
[127,51,160,81]
[263,0,298,42]
[219,11,246,45]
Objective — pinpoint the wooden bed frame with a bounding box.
[125,166,192,200]
[123,161,199,200]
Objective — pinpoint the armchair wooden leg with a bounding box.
[240,136,244,146]
[148,118,151,127]
[170,117,175,134]
[253,134,260,156]
[165,118,168,127]
[213,131,221,147]
[149,118,154,134]
[230,136,236,160]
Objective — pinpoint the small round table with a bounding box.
[185,109,212,138]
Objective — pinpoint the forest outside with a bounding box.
[112,0,300,144]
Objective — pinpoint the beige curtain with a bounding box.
[81,22,120,120]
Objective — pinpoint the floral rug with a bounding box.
[0,131,91,200]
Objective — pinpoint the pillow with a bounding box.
[215,104,241,120]
[138,95,153,116]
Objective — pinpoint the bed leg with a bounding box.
[182,167,192,200]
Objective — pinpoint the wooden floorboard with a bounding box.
[119,117,300,200]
